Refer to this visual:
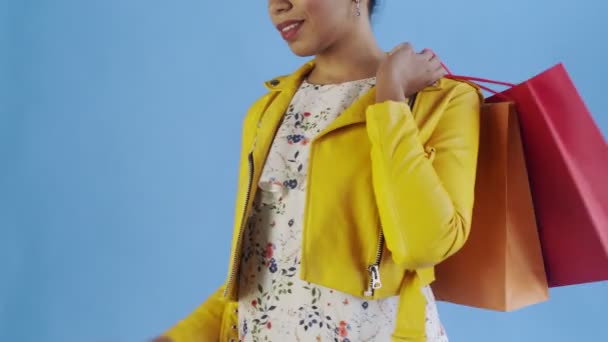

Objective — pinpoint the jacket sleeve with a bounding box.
[162,284,229,342]
[366,83,482,270]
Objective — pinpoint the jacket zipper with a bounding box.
[224,151,255,297]
[363,95,416,297]
[224,93,279,298]
[364,229,384,297]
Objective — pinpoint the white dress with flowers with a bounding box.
[237,77,448,342]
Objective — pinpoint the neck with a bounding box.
[307,23,385,85]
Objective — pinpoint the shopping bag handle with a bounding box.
[428,49,516,99]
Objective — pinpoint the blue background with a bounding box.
[2,0,607,341]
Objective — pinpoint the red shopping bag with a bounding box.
[448,64,608,287]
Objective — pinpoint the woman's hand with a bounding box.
[375,43,446,103]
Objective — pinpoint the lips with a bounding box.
[276,20,304,41]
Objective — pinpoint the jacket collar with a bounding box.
[263,60,315,91]
[263,59,445,93]
[257,59,446,144]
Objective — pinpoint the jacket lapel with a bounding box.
[249,60,446,166]
[250,62,314,181]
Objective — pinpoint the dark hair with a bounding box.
[368,0,378,16]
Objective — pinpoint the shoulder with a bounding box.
[414,78,482,134]
[419,77,483,113]
[437,77,483,99]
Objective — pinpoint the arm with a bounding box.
[157,284,228,342]
[366,83,482,270]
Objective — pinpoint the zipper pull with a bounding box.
[369,264,383,290]
[364,264,383,297]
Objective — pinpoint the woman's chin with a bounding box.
[287,41,317,58]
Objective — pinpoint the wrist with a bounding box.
[375,88,407,103]
[375,77,407,103]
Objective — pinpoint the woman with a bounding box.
[156,0,481,341]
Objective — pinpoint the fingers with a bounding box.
[433,67,447,80]
[428,57,442,70]
[420,48,447,71]
[389,42,413,56]
[430,53,449,75]
[435,62,448,77]
[426,52,447,75]
[427,51,446,84]
[413,47,446,85]
[384,43,446,89]
[420,48,434,60]
[431,64,448,81]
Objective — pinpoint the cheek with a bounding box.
[302,0,349,38]
[287,0,351,56]
[302,0,329,14]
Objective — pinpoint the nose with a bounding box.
[268,0,292,16]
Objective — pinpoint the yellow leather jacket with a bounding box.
[164,61,482,341]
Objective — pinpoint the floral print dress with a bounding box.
[237,77,448,342]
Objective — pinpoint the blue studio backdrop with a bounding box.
[1,0,607,341]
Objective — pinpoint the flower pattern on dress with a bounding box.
[237,77,448,341]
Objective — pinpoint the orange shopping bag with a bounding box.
[431,102,549,311]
